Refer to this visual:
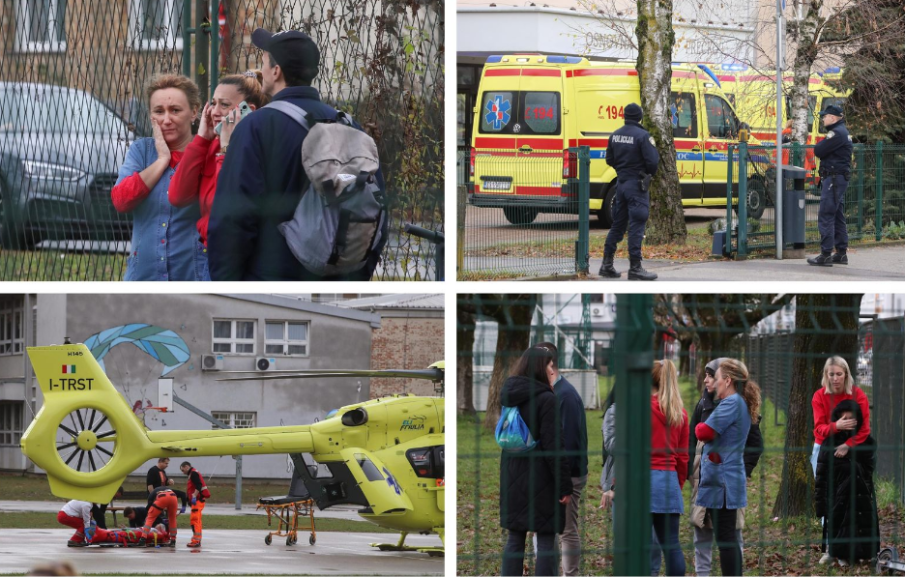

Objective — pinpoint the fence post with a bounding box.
[737,142,748,258]
[726,145,735,255]
[614,294,653,577]
[195,0,210,103]
[211,0,220,89]
[856,144,865,235]
[182,0,193,77]
[575,146,590,275]
[875,141,884,241]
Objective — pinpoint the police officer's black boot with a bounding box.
[807,252,833,267]
[628,258,657,281]
[598,253,620,278]
[832,251,848,265]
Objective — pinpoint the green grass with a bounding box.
[0,250,128,281]
[0,473,295,506]
[0,511,392,532]
[457,378,905,576]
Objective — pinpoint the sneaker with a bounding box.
[838,558,849,567]
[832,252,848,265]
[67,540,88,547]
[807,253,833,267]
[819,553,833,565]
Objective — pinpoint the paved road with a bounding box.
[0,529,443,575]
[463,243,905,281]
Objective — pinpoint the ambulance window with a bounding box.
[522,92,560,134]
[670,92,697,139]
[479,92,515,133]
[704,94,737,139]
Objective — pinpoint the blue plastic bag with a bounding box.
[495,406,537,452]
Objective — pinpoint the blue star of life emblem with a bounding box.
[383,467,401,495]
[484,96,511,130]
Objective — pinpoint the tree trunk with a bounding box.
[482,295,537,430]
[772,294,862,518]
[787,1,823,143]
[635,0,687,245]
[457,305,476,415]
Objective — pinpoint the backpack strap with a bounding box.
[264,101,311,131]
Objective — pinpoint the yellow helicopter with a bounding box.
[19,343,445,556]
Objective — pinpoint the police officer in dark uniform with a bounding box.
[808,104,853,266]
[599,103,660,281]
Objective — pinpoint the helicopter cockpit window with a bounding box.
[355,454,384,482]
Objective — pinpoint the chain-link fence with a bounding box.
[724,142,905,257]
[0,0,442,281]
[458,293,905,576]
[459,147,590,280]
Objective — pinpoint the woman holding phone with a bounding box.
[169,71,269,251]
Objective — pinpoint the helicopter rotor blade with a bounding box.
[218,368,444,382]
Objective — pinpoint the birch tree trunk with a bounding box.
[636,0,687,245]
[787,1,824,143]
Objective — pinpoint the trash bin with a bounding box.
[779,164,807,249]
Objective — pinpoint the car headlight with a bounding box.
[22,160,87,181]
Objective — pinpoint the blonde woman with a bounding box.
[648,359,689,576]
[694,358,752,577]
[810,356,870,476]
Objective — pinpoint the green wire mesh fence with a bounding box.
[459,147,590,280]
[458,293,905,576]
[725,143,905,257]
[0,0,443,281]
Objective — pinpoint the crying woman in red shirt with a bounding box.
[810,355,870,477]
[168,72,270,247]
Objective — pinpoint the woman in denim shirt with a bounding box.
[694,358,752,577]
[112,75,208,281]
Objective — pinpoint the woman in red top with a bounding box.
[811,355,870,475]
[649,359,689,576]
[168,72,269,246]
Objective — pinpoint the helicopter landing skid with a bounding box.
[370,532,444,556]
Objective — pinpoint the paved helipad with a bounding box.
[0,529,444,575]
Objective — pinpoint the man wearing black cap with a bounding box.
[598,102,659,281]
[208,28,386,281]
[808,104,853,267]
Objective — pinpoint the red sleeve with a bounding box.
[676,414,689,489]
[848,388,872,447]
[111,173,151,213]
[812,391,836,441]
[168,135,211,207]
[695,422,716,443]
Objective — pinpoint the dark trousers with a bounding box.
[651,513,686,576]
[604,179,649,260]
[502,530,557,576]
[708,507,742,576]
[818,173,849,254]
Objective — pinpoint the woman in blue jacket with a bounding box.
[111,75,207,281]
[694,358,752,577]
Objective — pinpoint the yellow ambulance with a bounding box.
[467,55,754,227]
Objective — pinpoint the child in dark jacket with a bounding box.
[814,399,880,567]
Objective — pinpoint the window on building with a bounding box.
[130,0,184,51]
[264,321,309,356]
[0,402,24,446]
[16,0,67,52]
[210,411,256,429]
[0,300,24,356]
[212,320,255,354]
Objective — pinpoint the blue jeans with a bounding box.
[611,503,662,575]
[503,530,557,576]
[651,513,685,576]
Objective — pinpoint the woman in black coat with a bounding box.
[499,345,573,576]
[814,399,880,567]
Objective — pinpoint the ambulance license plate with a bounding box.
[483,180,511,191]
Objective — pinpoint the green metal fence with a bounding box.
[0,0,443,281]
[458,293,905,576]
[459,147,590,280]
[725,143,905,257]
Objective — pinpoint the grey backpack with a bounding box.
[266,100,385,277]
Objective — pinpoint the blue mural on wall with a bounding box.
[84,324,190,377]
